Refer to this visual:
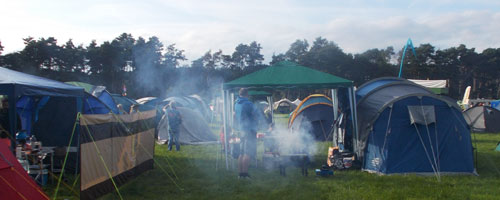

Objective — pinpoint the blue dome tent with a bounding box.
[355,77,474,175]
[288,94,334,141]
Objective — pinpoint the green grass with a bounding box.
[43,132,500,200]
[42,114,500,200]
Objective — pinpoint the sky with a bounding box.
[1,0,499,63]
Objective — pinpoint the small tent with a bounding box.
[292,98,301,106]
[288,94,334,141]
[164,96,211,120]
[66,81,119,114]
[273,98,297,114]
[408,79,449,94]
[463,106,500,133]
[0,142,49,200]
[136,97,158,105]
[355,77,474,175]
[157,107,217,144]
[256,101,269,112]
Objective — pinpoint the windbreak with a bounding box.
[79,110,156,200]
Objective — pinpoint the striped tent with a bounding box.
[288,94,334,141]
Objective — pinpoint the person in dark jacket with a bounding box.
[165,102,182,151]
[234,88,258,178]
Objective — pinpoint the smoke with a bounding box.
[268,119,318,158]
[132,44,164,97]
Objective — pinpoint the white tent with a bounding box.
[408,79,446,88]
[273,98,297,114]
[292,98,301,106]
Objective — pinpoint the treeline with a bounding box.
[0,33,499,100]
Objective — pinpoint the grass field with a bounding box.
[43,114,500,200]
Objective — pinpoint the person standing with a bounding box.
[165,102,182,151]
[234,88,258,178]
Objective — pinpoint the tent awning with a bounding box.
[223,61,352,90]
[0,67,84,97]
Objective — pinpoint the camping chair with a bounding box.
[52,147,67,173]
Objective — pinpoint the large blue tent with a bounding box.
[0,67,113,147]
[0,67,84,146]
[355,77,474,175]
[0,67,156,198]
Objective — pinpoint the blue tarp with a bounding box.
[15,96,50,135]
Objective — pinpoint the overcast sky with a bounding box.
[1,0,499,63]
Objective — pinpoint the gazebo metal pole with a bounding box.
[348,87,357,155]
[352,87,359,156]
[331,89,338,147]
[270,96,274,124]
[8,92,17,151]
[222,89,229,169]
[230,92,235,128]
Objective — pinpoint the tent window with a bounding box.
[408,106,436,125]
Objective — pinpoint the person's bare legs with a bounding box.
[238,154,250,177]
[242,154,250,173]
[238,155,243,174]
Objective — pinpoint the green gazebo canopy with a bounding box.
[248,90,272,96]
[223,61,352,90]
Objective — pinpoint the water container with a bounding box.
[29,169,48,186]
[15,146,22,159]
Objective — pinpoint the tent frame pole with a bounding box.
[75,97,83,176]
[229,91,235,170]
[8,92,17,151]
[222,88,229,170]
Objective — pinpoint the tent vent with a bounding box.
[408,106,436,125]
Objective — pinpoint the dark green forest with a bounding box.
[0,33,499,100]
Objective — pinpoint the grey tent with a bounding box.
[463,106,500,133]
[164,96,211,120]
[157,107,217,144]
